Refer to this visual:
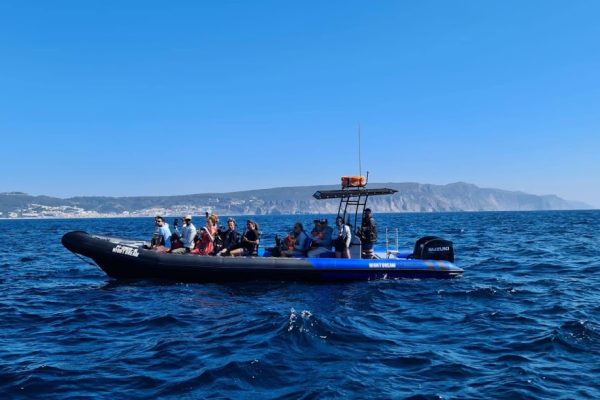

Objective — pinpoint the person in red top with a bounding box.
[192,214,219,255]
[191,228,212,255]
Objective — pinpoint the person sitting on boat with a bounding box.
[192,226,213,255]
[217,218,242,256]
[333,216,351,259]
[191,215,218,255]
[213,226,224,255]
[170,215,196,254]
[307,218,333,258]
[151,216,172,250]
[268,231,295,257]
[357,208,377,259]
[282,222,310,257]
[229,220,260,256]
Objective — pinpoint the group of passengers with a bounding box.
[151,214,260,257]
[151,209,377,259]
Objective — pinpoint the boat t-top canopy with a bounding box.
[313,188,397,200]
[313,187,397,229]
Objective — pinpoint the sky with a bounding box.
[1,1,599,207]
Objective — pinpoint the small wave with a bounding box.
[581,265,600,274]
[155,358,262,396]
[405,314,447,324]
[142,315,182,327]
[286,308,323,337]
[495,354,531,363]
[482,375,547,400]
[425,362,482,379]
[472,257,520,269]
[533,303,569,315]
[5,364,81,397]
[509,332,557,353]
[378,353,434,369]
[487,311,537,325]
[403,395,443,400]
[554,319,600,352]
[508,320,600,354]
[438,286,498,299]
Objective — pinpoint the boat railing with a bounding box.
[384,228,400,259]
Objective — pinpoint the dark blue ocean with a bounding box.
[1,211,599,399]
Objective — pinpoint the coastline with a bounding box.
[1,208,597,221]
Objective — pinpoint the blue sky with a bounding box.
[1,1,599,207]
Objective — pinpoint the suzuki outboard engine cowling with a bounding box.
[411,236,455,263]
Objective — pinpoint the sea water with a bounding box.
[1,211,599,399]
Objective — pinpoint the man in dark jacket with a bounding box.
[358,208,377,259]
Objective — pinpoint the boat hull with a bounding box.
[62,231,463,282]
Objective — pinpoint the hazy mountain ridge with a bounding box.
[0,182,591,218]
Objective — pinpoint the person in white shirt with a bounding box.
[333,216,351,259]
[171,215,196,254]
[181,215,197,252]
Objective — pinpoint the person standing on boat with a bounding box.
[152,216,172,249]
[333,216,351,259]
[358,208,377,259]
[308,219,333,258]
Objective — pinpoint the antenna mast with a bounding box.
[358,122,362,177]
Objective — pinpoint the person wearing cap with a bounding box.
[181,215,197,253]
[169,215,194,254]
[358,208,377,258]
[308,218,333,258]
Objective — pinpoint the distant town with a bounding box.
[0,203,221,219]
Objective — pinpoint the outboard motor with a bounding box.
[411,236,454,263]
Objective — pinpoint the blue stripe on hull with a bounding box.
[308,257,460,273]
